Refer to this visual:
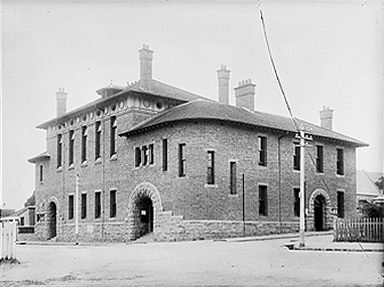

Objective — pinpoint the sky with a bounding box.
[1,0,383,209]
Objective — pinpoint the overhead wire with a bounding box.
[259,7,333,196]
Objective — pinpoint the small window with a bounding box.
[20,217,24,226]
[230,161,237,195]
[68,195,74,220]
[95,191,101,219]
[135,147,141,167]
[110,190,117,218]
[69,130,75,165]
[162,139,168,171]
[336,148,344,175]
[81,126,87,163]
[207,151,215,184]
[57,134,62,168]
[316,145,324,173]
[178,143,186,177]
[148,144,154,165]
[81,193,87,219]
[337,191,344,218]
[293,188,300,217]
[293,142,300,171]
[142,146,148,166]
[259,185,268,216]
[110,116,117,157]
[258,136,267,166]
[95,121,101,160]
[39,165,43,182]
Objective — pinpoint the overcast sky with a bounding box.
[2,0,383,209]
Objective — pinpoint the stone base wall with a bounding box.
[17,232,38,242]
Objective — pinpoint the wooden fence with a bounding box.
[334,217,384,243]
[0,218,17,261]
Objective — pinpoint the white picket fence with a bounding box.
[0,217,17,261]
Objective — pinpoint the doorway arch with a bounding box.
[309,189,331,231]
[128,182,163,240]
[47,201,57,239]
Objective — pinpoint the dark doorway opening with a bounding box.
[133,196,153,239]
[48,202,57,239]
[314,195,326,231]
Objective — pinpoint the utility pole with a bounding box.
[297,129,312,247]
[75,173,79,245]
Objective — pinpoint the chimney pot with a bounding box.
[139,44,153,81]
[234,78,256,110]
[217,65,230,105]
[56,88,68,117]
[319,106,334,130]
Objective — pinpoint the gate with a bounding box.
[0,217,17,261]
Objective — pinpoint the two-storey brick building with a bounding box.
[28,45,367,242]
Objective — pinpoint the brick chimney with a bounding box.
[319,106,334,130]
[234,79,256,110]
[139,44,153,81]
[217,65,230,105]
[56,88,67,117]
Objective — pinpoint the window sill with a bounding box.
[68,164,75,170]
[292,169,300,173]
[336,174,345,178]
[56,166,63,173]
[109,217,117,221]
[258,163,267,168]
[228,194,238,198]
[95,158,102,165]
[316,171,324,175]
[81,161,88,167]
[110,154,117,161]
[39,181,44,185]
[204,184,218,188]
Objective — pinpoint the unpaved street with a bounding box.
[1,236,382,286]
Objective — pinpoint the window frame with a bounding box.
[68,130,75,166]
[336,148,344,176]
[229,161,237,195]
[94,190,101,219]
[178,143,186,177]
[316,145,324,173]
[293,187,300,217]
[95,121,102,160]
[258,184,268,217]
[81,126,88,163]
[110,189,117,218]
[39,164,43,183]
[162,139,168,171]
[258,135,267,166]
[81,192,87,219]
[57,134,62,168]
[68,194,74,220]
[337,190,345,218]
[293,142,301,171]
[206,150,215,185]
[110,116,117,157]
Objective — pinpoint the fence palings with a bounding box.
[0,219,17,260]
[334,217,384,243]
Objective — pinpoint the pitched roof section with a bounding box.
[36,79,210,129]
[357,170,383,197]
[27,151,51,163]
[120,100,368,147]
[128,79,210,102]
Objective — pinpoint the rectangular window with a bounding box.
[57,134,62,168]
[20,217,24,226]
[207,151,215,184]
[148,144,154,165]
[293,142,300,171]
[142,146,148,165]
[293,188,300,217]
[68,195,74,220]
[95,121,101,160]
[39,165,43,182]
[259,185,268,216]
[81,126,87,163]
[110,190,117,218]
[69,130,75,165]
[95,191,101,219]
[336,148,344,175]
[230,161,237,195]
[81,193,87,219]
[178,143,186,177]
[110,116,117,157]
[162,139,168,171]
[135,147,141,167]
[316,145,324,173]
[258,136,267,166]
[337,191,344,218]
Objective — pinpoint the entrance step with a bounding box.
[134,232,155,244]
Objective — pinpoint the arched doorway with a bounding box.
[314,195,326,231]
[47,202,57,239]
[128,182,163,241]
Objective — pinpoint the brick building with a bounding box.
[28,45,367,242]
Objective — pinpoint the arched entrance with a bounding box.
[128,182,163,241]
[314,195,326,231]
[47,202,57,239]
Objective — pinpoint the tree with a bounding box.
[375,176,383,191]
[358,199,384,218]
[24,191,35,207]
